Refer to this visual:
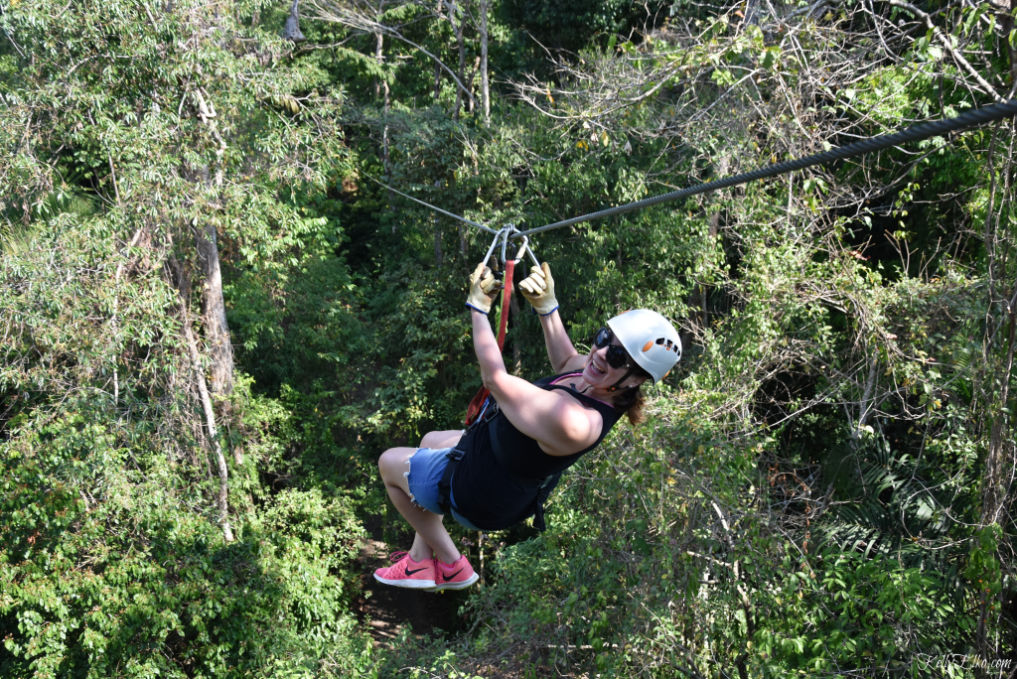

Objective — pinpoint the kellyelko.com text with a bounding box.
[923,654,1013,674]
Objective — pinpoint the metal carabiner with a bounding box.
[480,224,541,270]
[481,227,507,267]
[520,236,541,269]
[499,224,521,265]
[507,229,541,269]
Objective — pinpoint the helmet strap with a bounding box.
[607,365,639,392]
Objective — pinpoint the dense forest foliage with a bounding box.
[2,0,1015,677]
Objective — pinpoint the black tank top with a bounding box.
[450,372,623,530]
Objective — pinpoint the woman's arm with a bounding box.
[471,309,600,456]
[470,307,508,387]
[538,309,586,374]
[518,262,586,374]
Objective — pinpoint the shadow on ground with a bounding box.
[355,539,471,647]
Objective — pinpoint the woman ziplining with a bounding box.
[373,249,682,591]
[368,100,1017,592]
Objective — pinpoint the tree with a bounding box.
[2,0,348,536]
[309,0,493,119]
[1,2,369,675]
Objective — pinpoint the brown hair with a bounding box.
[619,388,645,425]
[613,365,651,425]
[610,361,652,425]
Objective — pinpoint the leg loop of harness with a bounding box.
[436,448,464,515]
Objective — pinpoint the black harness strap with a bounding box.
[436,448,464,515]
[531,472,562,532]
[437,440,556,531]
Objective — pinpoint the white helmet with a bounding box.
[606,309,682,382]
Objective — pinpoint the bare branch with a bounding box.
[887,0,1008,102]
[307,0,474,99]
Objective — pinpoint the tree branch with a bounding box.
[887,0,1007,102]
[171,266,234,543]
[307,0,474,100]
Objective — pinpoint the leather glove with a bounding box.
[518,262,558,316]
[466,263,501,314]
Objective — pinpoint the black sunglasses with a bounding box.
[593,327,632,370]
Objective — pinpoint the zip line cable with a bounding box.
[364,174,531,264]
[519,99,1017,237]
[365,100,1017,246]
[363,174,498,234]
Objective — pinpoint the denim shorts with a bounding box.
[406,447,481,531]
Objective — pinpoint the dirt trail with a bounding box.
[355,538,469,647]
[355,536,531,678]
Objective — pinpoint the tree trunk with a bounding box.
[181,301,235,543]
[981,290,1016,527]
[195,222,234,397]
[189,85,238,462]
[975,119,1016,661]
[168,258,234,543]
[979,122,1016,527]
[450,0,466,119]
[375,5,391,178]
[374,6,396,235]
[478,0,489,125]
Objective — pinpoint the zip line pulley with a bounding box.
[480,225,541,269]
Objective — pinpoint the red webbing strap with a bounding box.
[496,259,515,348]
[464,259,516,425]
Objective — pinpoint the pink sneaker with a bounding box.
[433,555,479,591]
[373,552,436,590]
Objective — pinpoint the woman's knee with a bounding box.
[378,446,412,483]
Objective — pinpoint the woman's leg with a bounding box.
[378,445,461,564]
[419,429,464,450]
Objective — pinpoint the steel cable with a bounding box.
[518,99,1017,237]
[362,101,1017,244]
[364,174,499,234]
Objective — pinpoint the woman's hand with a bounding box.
[518,262,558,316]
[466,263,501,314]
